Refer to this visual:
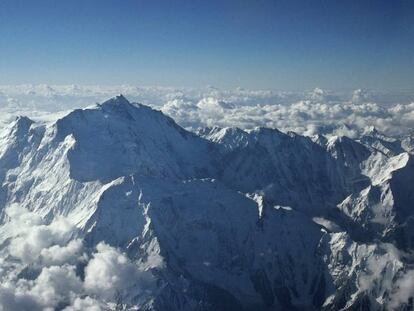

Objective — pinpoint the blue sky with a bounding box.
[0,0,413,90]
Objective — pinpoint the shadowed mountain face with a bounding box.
[0,96,413,310]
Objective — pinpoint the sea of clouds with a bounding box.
[0,84,413,138]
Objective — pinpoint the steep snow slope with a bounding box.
[360,127,405,157]
[0,96,413,310]
[55,95,212,182]
[338,153,414,250]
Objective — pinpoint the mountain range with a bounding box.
[0,95,413,310]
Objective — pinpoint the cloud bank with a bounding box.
[0,85,413,138]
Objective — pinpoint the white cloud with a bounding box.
[28,265,83,308]
[0,286,40,311]
[84,242,154,301]
[39,239,85,267]
[0,265,82,310]
[0,206,155,310]
[6,205,75,265]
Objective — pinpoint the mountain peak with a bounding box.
[363,125,381,137]
[100,94,131,107]
[9,116,34,136]
[52,96,211,182]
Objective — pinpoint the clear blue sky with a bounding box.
[0,0,413,90]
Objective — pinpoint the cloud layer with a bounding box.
[0,85,413,138]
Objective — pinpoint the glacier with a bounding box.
[0,95,413,310]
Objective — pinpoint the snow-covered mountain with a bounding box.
[0,96,413,310]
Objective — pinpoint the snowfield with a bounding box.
[0,95,413,310]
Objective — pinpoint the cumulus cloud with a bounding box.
[84,242,154,300]
[5,204,77,265]
[0,286,39,311]
[0,265,82,310]
[28,265,83,308]
[39,239,85,267]
[0,205,155,310]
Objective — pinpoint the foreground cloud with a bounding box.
[0,205,155,310]
[84,243,154,300]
